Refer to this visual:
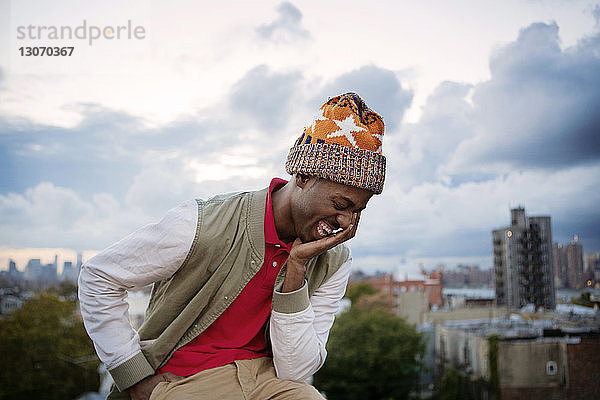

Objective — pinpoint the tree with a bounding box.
[0,293,100,400]
[314,308,424,400]
[487,334,500,400]
[48,280,79,300]
[438,367,468,400]
[356,291,394,312]
[345,282,377,305]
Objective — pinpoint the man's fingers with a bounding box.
[293,232,344,260]
[290,212,363,261]
[313,212,361,247]
[349,212,361,238]
[316,217,357,248]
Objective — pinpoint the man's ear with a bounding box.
[295,173,311,189]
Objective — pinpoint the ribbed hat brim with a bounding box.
[285,143,386,194]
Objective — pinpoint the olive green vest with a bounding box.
[108,187,349,397]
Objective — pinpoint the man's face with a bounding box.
[291,175,373,243]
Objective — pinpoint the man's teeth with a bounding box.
[318,221,333,237]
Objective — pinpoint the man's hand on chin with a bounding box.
[282,212,360,293]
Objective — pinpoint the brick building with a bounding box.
[443,265,493,288]
[436,317,600,399]
[363,268,443,325]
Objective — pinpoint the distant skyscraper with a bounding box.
[24,258,42,281]
[61,261,79,283]
[23,258,58,283]
[553,237,584,289]
[593,256,600,287]
[492,207,556,310]
[76,252,84,279]
[553,243,568,288]
[566,236,584,289]
[585,252,598,273]
[8,259,17,275]
[584,252,598,284]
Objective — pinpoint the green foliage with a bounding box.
[48,281,79,299]
[0,293,100,400]
[345,282,377,305]
[314,307,424,400]
[487,334,500,399]
[439,367,467,400]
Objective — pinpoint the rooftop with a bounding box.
[441,315,600,340]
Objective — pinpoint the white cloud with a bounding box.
[0,182,147,249]
[447,23,600,174]
[2,10,600,271]
[230,65,304,131]
[352,165,600,264]
[256,2,310,42]
[391,81,475,190]
[591,4,600,26]
[316,65,414,132]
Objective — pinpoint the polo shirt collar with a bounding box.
[265,178,292,250]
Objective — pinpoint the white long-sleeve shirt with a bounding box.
[78,199,351,382]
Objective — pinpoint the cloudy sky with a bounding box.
[1,0,599,273]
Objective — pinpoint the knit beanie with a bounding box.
[285,92,386,194]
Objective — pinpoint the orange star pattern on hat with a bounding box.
[286,93,386,194]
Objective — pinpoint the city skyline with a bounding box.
[2,229,597,275]
[0,248,97,274]
[1,1,600,274]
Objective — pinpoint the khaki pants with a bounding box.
[149,357,325,400]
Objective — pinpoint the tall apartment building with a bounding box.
[584,252,599,286]
[585,252,598,274]
[553,243,568,288]
[553,237,584,289]
[566,237,583,289]
[492,207,556,310]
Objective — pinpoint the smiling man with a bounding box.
[79,92,386,400]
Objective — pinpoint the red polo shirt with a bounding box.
[157,178,291,376]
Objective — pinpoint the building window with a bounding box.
[546,361,557,376]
